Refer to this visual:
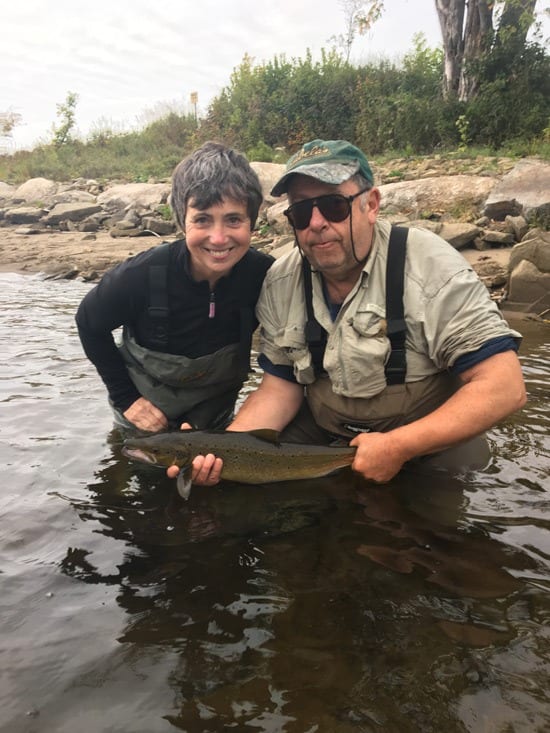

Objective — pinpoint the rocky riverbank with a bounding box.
[1,154,549,317]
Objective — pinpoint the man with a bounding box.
[172,138,526,486]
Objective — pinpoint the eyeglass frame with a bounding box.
[283,185,372,231]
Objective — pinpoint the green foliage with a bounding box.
[462,40,550,149]
[0,33,548,184]
[246,140,277,162]
[455,114,470,151]
[52,92,79,147]
[156,203,173,221]
[203,49,358,151]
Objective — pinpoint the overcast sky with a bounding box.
[2,0,548,151]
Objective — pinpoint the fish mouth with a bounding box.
[122,446,157,465]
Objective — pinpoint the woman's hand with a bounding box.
[123,397,168,432]
[166,422,224,486]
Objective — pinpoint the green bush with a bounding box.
[1,37,548,184]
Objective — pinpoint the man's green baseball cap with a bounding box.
[271,139,374,196]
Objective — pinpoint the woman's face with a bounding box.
[184,197,252,286]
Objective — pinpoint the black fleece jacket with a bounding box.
[75,239,273,412]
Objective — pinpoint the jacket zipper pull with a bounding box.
[209,291,215,319]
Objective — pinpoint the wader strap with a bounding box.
[302,225,408,384]
[385,225,408,385]
[147,241,253,372]
[302,257,327,376]
[147,243,171,350]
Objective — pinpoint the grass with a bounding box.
[0,130,548,186]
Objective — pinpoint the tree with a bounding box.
[435,0,538,100]
[52,91,79,146]
[356,1,541,101]
[0,108,22,138]
[329,0,384,62]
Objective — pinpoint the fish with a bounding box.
[122,428,356,500]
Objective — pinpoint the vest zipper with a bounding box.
[209,291,215,319]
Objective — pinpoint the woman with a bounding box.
[76,142,273,432]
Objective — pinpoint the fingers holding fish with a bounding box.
[192,454,224,486]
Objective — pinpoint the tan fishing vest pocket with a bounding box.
[276,326,316,384]
[328,304,390,397]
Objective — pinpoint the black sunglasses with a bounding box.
[284,186,371,230]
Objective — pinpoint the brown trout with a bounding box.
[122,429,356,499]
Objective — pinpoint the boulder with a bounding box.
[266,200,291,235]
[403,220,480,249]
[379,175,495,216]
[0,182,15,200]
[508,259,550,304]
[250,162,286,203]
[504,215,529,242]
[43,203,103,224]
[483,159,550,225]
[14,177,58,203]
[50,190,97,205]
[97,182,170,212]
[437,222,480,250]
[5,206,46,224]
[508,230,550,273]
[482,230,515,245]
[141,217,175,236]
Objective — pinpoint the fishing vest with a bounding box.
[303,225,408,384]
[118,243,253,429]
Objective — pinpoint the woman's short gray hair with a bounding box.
[171,141,263,230]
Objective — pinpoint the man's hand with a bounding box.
[123,397,168,432]
[350,431,410,483]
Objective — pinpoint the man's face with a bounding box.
[286,175,380,281]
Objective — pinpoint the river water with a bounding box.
[1,271,549,733]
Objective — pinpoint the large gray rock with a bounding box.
[402,220,480,249]
[0,181,15,200]
[14,177,58,203]
[97,183,170,212]
[250,162,286,203]
[508,259,550,304]
[266,200,291,235]
[43,202,103,224]
[141,216,175,236]
[437,222,481,249]
[50,190,97,205]
[483,159,550,224]
[379,175,495,215]
[5,206,46,224]
[505,214,529,242]
[508,230,550,273]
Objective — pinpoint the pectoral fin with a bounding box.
[176,466,193,500]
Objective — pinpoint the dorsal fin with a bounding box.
[247,429,281,445]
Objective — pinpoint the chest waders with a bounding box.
[117,244,253,430]
[301,227,460,438]
[294,226,490,470]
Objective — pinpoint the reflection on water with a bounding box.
[1,272,549,733]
